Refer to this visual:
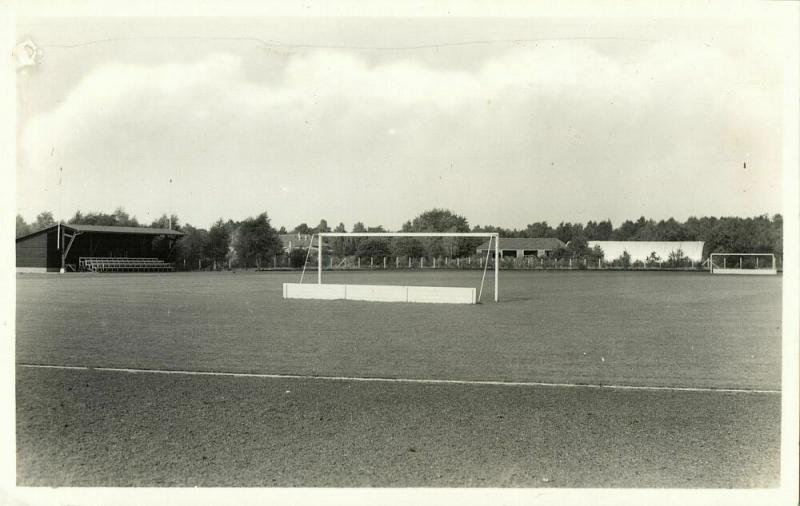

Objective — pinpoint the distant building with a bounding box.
[476,237,565,258]
[587,241,705,262]
[278,233,331,254]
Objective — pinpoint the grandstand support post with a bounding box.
[60,230,79,274]
[59,224,64,273]
[318,235,322,284]
[494,235,499,302]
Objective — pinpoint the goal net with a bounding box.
[709,253,777,275]
[283,232,500,304]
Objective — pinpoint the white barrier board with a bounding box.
[406,285,476,304]
[283,283,346,300]
[344,284,408,302]
[282,283,476,304]
[711,268,778,275]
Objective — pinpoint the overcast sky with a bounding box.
[16,15,787,231]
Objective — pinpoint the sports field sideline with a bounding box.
[15,270,782,487]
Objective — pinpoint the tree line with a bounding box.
[16,208,783,269]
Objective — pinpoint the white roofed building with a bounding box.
[588,241,705,262]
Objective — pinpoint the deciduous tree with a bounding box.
[234,213,282,268]
[206,219,231,267]
[16,215,32,237]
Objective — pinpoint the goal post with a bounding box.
[709,253,777,275]
[283,232,500,304]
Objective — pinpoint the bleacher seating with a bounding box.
[78,257,175,273]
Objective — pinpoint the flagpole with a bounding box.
[58,166,64,273]
[168,177,173,230]
[58,166,62,223]
[169,178,172,230]
[57,167,62,249]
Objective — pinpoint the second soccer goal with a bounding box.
[283,232,501,304]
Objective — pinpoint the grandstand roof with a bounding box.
[476,237,566,251]
[16,223,184,242]
[65,224,184,235]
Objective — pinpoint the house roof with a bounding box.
[279,233,335,250]
[279,233,315,248]
[16,223,184,242]
[476,237,566,251]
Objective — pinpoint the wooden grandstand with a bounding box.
[79,257,175,273]
[16,224,183,273]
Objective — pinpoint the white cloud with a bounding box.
[18,41,782,229]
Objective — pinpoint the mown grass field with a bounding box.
[15,270,782,487]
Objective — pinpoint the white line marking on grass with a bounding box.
[17,363,781,394]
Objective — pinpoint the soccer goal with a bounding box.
[709,253,778,275]
[282,232,500,304]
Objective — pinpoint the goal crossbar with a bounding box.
[291,232,500,303]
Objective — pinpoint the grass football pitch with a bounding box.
[15,270,782,487]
